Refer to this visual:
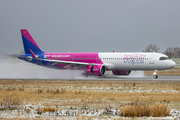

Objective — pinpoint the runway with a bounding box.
[97,75,180,81]
[1,75,180,82]
[0,58,179,81]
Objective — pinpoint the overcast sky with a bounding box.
[0,0,180,55]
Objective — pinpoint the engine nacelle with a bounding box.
[86,65,106,76]
[112,70,131,75]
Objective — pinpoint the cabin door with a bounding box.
[149,55,154,64]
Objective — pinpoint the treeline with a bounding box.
[164,47,180,58]
[142,44,180,58]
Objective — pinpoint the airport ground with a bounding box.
[0,59,180,119]
[144,68,180,75]
[0,78,180,119]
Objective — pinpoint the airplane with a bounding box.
[18,29,176,79]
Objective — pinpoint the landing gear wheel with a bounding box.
[153,75,158,79]
[153,70,158,79]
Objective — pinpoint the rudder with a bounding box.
[21,29,43,54]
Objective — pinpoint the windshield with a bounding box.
[159,57,169,60]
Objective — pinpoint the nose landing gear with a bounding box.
[153,70,158,79]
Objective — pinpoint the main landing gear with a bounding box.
[153,70,158,79]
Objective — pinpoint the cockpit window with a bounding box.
[159,57,169,60]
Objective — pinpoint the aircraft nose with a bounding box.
[170,60,176,68]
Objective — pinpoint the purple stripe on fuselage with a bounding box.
[44,53,103,64]
[21,29,40,49]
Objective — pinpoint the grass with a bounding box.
[0,80,179,119]
[144,68,180,75]
[40,107,58,113]
[120,102,170,117]
[0,80,180,104]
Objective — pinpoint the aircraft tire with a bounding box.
[153,75,158,79]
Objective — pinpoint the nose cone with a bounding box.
[169,60,176,69]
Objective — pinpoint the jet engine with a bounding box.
[112,70,131,75]
[86,65,106,76]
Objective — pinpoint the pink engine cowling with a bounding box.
[86,65,106,76]
[112,70,131,75]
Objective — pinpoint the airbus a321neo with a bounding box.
[18,29,176,79]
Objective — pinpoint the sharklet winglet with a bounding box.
[29,49,36,58]
[29,48,41,60]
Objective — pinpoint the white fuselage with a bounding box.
[99,52,176,70]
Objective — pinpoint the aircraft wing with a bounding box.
[44,59,91,66]
[29,49,94,69]
[44,59,93,69]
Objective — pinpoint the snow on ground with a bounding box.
[0,104,180,119]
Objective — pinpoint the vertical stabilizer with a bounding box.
[21,29,43,54]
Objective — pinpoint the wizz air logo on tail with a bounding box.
[124,54,146,65]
